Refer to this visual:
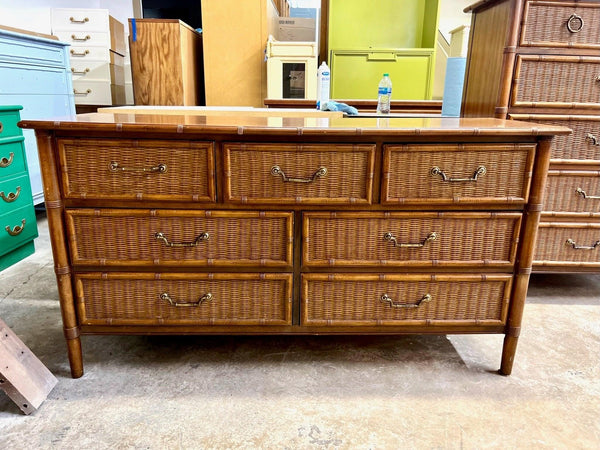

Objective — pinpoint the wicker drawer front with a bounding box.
[301,274,512,326]
[534,222,600,266]
[382,144,535,205]
[66,209,293,267]
[75,273,293,326]
[512,55,600,109]
[544,170,600,214]
[509,115,600,162]
[303,212,521,268]
[521,1,600,49]
[223,143,375,204]
[58,138,215,202]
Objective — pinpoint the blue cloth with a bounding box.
[322,101,359,116]
[441,57,467,117]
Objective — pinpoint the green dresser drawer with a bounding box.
[0,173,34,215]
[330,49,434,100]
[0,106,23,138]
[0,137,27,179]
[1,204,38,258]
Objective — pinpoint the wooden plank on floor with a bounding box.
[0,318,58,414]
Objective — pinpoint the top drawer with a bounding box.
[0,107,22,139]
[223,143,375,205]
[521,1,600,49]
[51,8,110,32]
[58,138,215,202]
[382,144,536,206]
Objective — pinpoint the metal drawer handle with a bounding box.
[586,133,600,145]
[71,49,90,57]
[5,219,25,236]
[160,292,213,307]
[384,231,438,248]
[0,122,3,133]
[0,152,14,168]
[71,34,91,41]
[380,293,432,309]
[69,16,89,23]
[566,13,584,33]
[575,187,600,200]
[270,165,327,183]
[431,165,486,182]
[154,232,209,247]
[71,67,90,75]
[73,89,92,95]
[0,186,21,203]
[565,239,600,250]
[109,161,167,173]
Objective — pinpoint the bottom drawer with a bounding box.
[75,273,293,326]
[301,274,512,326]
[534,222,600,268]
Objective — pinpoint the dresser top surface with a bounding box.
[18,109,571,138]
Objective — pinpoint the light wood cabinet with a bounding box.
[128,19,203,106]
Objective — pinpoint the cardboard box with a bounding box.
[276,17,315,41]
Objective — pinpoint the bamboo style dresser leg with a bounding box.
[35,131,84,378]
[500,137,553,376]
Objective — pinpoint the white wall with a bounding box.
[438,0,473,41]
[0,0,134,35]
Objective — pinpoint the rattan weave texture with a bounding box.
[59,139,214,201]
[383,144,533,202]
[224,143,375,203]
[544,172,600,213]
[76,274,292,325]
[303,212,521,267]
[521,2,600,48]
[66,210,293,266]
[514,57,600,105]
[302,277,509,324]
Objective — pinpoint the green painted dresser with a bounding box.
[0,105,38,271]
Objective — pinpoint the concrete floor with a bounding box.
[0,212,599,449]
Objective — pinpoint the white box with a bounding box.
[276,17,315,42]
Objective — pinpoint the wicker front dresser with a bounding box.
[19,111,569,377]
[462,0,600,272]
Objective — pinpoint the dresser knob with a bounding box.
[380,293,432,309]
[566,13,584,33]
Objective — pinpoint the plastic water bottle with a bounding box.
[376,73,392,114]
[316,61,330,110]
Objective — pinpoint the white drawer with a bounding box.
[51,8,109,33]
[68,46,124,65]
[72,80,111,104]
[70,61,124,83]
[53,31,110,49]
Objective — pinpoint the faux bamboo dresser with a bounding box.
[19,111,569,377]
[462,0,600,272]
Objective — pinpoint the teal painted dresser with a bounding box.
[0,105,38,271]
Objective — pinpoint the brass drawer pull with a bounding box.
[71,49,90,57]
[430,165,486,182]
[383,231,438,248]
[0,152,14,168]
[575,187,600,200]
[71,67,90,75]
[566,13,584,33]
[0,122,3,133]
[0,186,21,203]
[109,161,167,173]
[380,293,432,309]
[154,231,209,247]
[5,219,25,236]
[73,89,92,95]
[270,165,327,183]
[160,292,213,307]
[69,16,89,23]
[565,239,600,250]
[586,133,600,146]
[71,34,91,41]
